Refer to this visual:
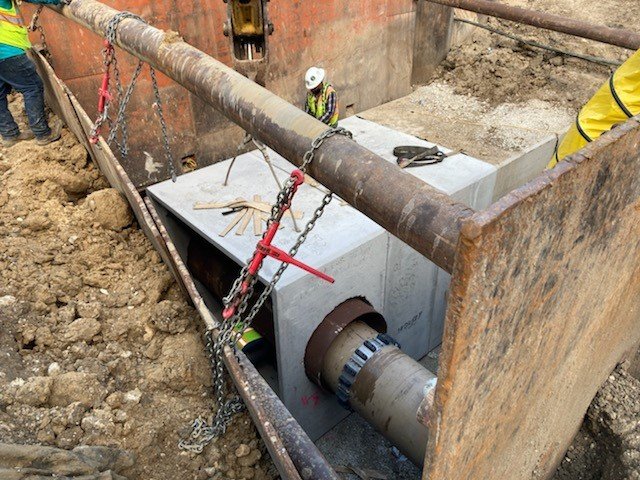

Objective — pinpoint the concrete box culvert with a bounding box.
[147,115,497,440]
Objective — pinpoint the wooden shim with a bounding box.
[253,195,262,236]
[236,209,252,236]
[195,199,303,219]
[426,118,640,479]
[220,209,246,237]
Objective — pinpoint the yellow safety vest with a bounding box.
[0,0,30,51]
[549,49,640,168]
[306,83,339,127]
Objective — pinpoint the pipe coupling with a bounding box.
[336,333,399,410]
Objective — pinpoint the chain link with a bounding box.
[91,12,177,181]
[150,67,178,182]
[28,5,50,61]
[179,127,353,453]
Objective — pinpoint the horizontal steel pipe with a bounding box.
[50,0,474,273]
[424,0,640,50]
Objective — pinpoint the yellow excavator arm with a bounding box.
[223,0,274,85]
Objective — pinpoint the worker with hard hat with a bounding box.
[0,0,65,148]
[304,67,339,127]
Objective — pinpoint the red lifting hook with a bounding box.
[91,40,114,144]
[222,169,334,320]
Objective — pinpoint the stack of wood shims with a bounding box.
[194,196,303,237]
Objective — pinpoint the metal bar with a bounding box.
[424,0,640,50]
[454,17,623,67]
[145,198,340,480]
[49,0,474,273]
[230,352,341,480]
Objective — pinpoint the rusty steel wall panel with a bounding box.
[22,1,450,187]
[426,119,640,479]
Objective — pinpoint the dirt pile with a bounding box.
[0,98,275,480]
[437,0,640,110]
[362,0,640,166]
[553,364,640,480]
[436,24,616,111]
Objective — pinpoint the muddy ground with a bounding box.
[0,100,276,479]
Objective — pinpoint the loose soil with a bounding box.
[0,97,276,480]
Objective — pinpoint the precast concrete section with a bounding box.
[49,0,474,273]
[320,321,437,466]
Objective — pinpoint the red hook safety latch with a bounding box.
[222,169,334,319]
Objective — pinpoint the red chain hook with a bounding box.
[222,169,334,320]
[91,40,114,144]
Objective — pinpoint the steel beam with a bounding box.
[423,0,640,50]
[49,0,473,273]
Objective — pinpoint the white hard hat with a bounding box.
[305,67,325,90]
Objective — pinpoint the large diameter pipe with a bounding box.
[322,321,437,466]
[50,0,474,273]
[424,0,640,50]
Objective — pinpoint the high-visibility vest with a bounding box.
[306,83,339,127]
[549,49,640,168]
[0,0,30,51]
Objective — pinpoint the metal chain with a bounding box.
[28,5,50,61]
[107,59,143,157]
[150,67,178,181]
[179,127,353,453]
[89,40,115,142]
[92,12,177,181]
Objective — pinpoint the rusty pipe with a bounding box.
[317,320,437,466]
[49,0,473,273]
[423,0,640,50]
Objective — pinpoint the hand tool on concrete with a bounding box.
[395,146,463,168]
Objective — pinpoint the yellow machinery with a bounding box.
[223,0,274,85]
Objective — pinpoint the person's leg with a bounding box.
[3,54,52,138]
[0,68,21,141]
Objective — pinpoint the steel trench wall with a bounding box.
[47,0,473,273]
[27,1,449,188]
